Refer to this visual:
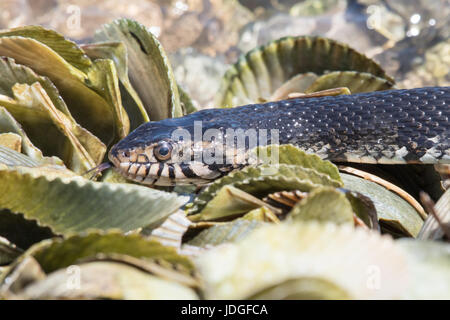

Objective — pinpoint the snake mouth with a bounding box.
[108,144,224,186]
[110,160,222,186]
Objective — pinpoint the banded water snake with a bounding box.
[108,87,450,186]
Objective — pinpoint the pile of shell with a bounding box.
[0,19,448,299]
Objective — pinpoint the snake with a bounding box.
[107,87,450,186]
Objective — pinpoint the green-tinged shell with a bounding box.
[0,57,106,163]
[0,57,70,116]
[194,185,280,221]
[0,147,75,179]
[305,71,396,93]
[80,253,199,288]
[216,36,393,107]
[287,187,354,225]
[189,176,320,220]
[0,231,199,299]
[0,34,126,145]
[86,58,130,140]
[188,145,342,217]
[188,220,265,248]
[195,223,408,299]
[341,173,423,237]
[396,239,450,299]
[233,175,321,199]
[0,26,92,72]
[16,261,199,300]
[0,164,188,235]
[0,83,101,172]
[81,41,149,129]
[0,149,59,251]
[239,206,280,222]
[0,145,42,167]
[263,187,378,228]
[418,188,450,241]
[187,163,338,216]
[251,144,342,183]
[17,231,194,274]
[95,18,183,120]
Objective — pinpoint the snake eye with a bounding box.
[154,142,173,161]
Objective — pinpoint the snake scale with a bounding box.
[108,87,450,186]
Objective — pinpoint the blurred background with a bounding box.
[1,0,448,108]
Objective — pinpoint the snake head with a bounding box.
[108,116,241,186]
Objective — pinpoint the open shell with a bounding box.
[215,36,394,107]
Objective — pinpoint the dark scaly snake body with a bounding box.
[109,87,450,186]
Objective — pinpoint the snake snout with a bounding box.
[108,143,131,167]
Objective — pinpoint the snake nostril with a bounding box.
[122,150,131,158]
